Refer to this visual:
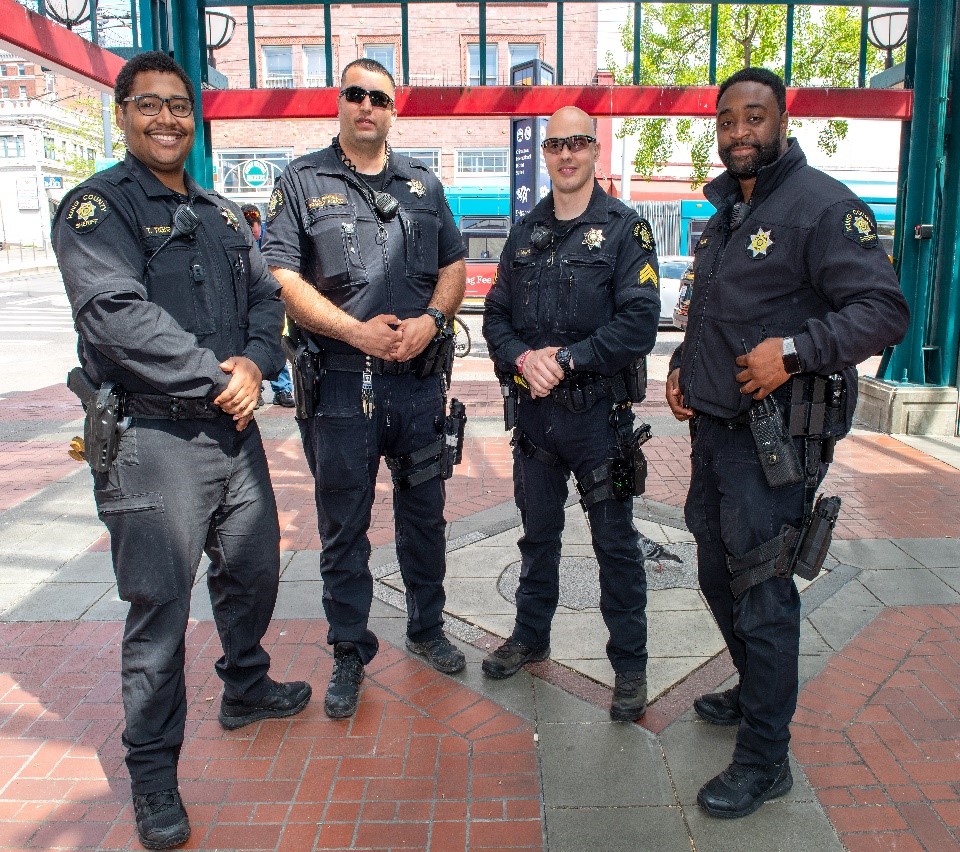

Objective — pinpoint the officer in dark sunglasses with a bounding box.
[262,57,468,720]
[482,106,661,723]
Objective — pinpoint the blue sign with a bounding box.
[510,117,550,223]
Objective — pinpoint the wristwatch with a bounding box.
[782,337,802,375]
[425,307,447,331]
[555,347,575,378]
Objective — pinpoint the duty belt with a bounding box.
[123,392,220,421]
[695,411,750,430]
[322,351,418,375]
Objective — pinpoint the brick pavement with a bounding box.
[3,375,960,850]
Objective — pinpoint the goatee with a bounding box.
[719,138,782,180]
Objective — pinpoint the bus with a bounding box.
[459,215,510,310]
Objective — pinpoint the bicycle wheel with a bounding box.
[452,316,471,357]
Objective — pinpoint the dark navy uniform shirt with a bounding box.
[483,181,661,376]
[670,139,910,422]
[52,153,285,399]
[261,143,465,355]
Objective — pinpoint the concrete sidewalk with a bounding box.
[0,363,959,851]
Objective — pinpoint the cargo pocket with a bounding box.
[305,210,368,295]
[143,237,215,336]
[96,491,184,606]
[563,253,615,332]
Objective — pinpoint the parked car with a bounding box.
[658,255,693,327]
[672,261,696,330]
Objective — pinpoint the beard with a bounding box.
[719,137,782,179]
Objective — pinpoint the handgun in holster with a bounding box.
[282,333,322,420]
[439,398,467,479]
[67,367,123,473]
[415,326,455,380]
[774,494,842,582]
[747,396,804,488]
[608,404,652,500]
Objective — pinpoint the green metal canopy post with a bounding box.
[881,0,955,386]
[171,0,212,185]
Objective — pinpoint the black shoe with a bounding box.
[218,678,312,730]
[273,390,295,408]
[697,760,793,819]
[694,685,742,726]
[324,642,364,718]
[406,634,466,674]
[610,671,647,721]
[481,638,549,679]
[132,788,190,850]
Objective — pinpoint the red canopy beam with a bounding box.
[203,85,913,122]
[0,0,123,94]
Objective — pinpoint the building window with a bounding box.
[392,148,441,178]
[43,136,57,159]
[303,46,331,87]
[45,74,55,93]
[17,63,25,75]
[468,43,498,86]
[263,46,293,88]
[0,66,6,76]
[363,44,395,78]
[456,148,508,176]
[0,86,8,99]
[214,149,296,195]
[0,135,24,157]
[508,43,539,73]
[18,85,26,98]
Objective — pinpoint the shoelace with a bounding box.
[495,640,527,658]
[142,790,179,814]
[332,653,362,683]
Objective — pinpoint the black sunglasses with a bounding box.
[541,135,596,154]
[122,94,194,118]
[339,85,394,110]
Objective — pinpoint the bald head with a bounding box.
[545,106,595,139]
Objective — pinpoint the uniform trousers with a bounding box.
[512,394,648,673]
[299,370,448,665]
[685,414,824,766]
[93,417,281,795]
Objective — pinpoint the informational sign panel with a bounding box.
[16,177,39,211]
[510,117,549,223]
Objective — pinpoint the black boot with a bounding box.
[132,788,190,849]
[693,685,742,726]
[218,678,312,730]
[610,671,647,721]
[324,642,364,718]
[481,638,549,679]
[697,760,793,818]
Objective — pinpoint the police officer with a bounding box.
[666,68,909,818]
[482,107,660,721]
[262,58,468,719]
[52,52,311,850]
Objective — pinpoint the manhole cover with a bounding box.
[496,540,699,610]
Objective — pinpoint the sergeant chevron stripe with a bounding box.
[638,263,659,289]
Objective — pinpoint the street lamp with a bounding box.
[205,11,236,67]
[866,6,909,70]
[44,0,91,30]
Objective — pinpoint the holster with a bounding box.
[387,397,466,489]
[284,334,323,420]
[622,356,647,404]
[440,398,467,479]
[747,396,804,488]
[415,327,455,382]
[67,368,122,473]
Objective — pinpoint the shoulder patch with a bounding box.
[307,194,348,211]
[633,218,655,252]
[65,192,111,234]
[267,186,285,222]
[842,208,879,248]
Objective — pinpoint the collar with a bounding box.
[526,180,610,226]
[122,152,218,207]
[312,141,419,182]
[704,137,807,211]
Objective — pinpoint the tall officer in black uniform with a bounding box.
[262,58,468,720]
[52,52,311,850]
[666,68,909,818]
[482,107,661,721]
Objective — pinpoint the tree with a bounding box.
[607,3,892,187]
[63,93,124,183]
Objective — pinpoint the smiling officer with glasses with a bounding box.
[51,52,310,850]
[262,57,468,721]
[482,107,661,724]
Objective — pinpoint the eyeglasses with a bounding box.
[122,94,194,118]
[541,135,596,154]
[339,85,395,110]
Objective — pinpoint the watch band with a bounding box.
[555,347,574,378]
[425,307,447,331]
[782,337,802,375]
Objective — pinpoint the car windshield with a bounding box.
[660,261,689,278]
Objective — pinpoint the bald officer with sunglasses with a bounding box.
[482,107,661,722]
[262,58,467,720]
[52,52,309,850]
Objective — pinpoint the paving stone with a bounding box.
[806,581,883,651]
[829,538,926,571]
[280,549,318,582]
[3,581,111,620]
[892,538,960,569]
[545,805,692,852]
[532,677,609,724]
[686,800,844,852]
[273,581,324,619]
[859,568,960,606]
[82,588,129,621]
[539,721,674,807]
[0,582,38,614]
[931,566,960,595]
[50,551,114,583]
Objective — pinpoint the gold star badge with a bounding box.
[747,227,774,258]
[408,179,426,198]
[583,228,605,250]
[220,207,240,230]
